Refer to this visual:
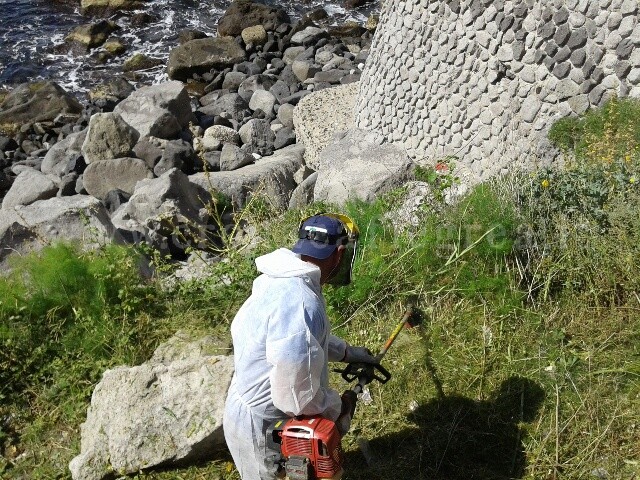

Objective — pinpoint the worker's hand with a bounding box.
[343,345,378,364]
[336,390,357,436]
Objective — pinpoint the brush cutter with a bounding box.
[266,307,419,480]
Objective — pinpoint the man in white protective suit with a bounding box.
[223,213,378,479]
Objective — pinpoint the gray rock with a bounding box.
[238,74,279,102]
[216,0,290,37]
[588,84,606,105]
[222,71,248,91]
[239,118,276,155]
[274,126,296,150]
[166,37,246,82]
[288,171,318,209]
[82,112,139,164]
[190,144,305,209]
[0,196,121,267]
[607,11,623,29]
[269,80,292,104]
[0,81,82,134]
[220,143,254,171]
[570,48,587,67]
[83,158,154,200]
[283,46,307,65]
[277,103,295,129]
[58,172,79,197]
[198,93,251,123]
[110,168,211,250]
[249,89,277,114]
[293,82,359,169]
[555,46,571,63]
[292,60,321,82]
[568,94,590,114]
[567,27,587,49]
[41,129,87,176]
[69,334,233,480]
[1,168,58,210]
[80,0,143,16]
[617,39,634,60]
[203,151,221,171]
[133,136,167,168]
[65,20,120,51]
[103,189,131,214]
[621,0,638,14]
[615,60,631,79]
[88,78,134,110]
[553,7,569,24]
[155,139,194,176]
[314,129,413,205]
[552,62,571,79]
[314,69,348,84]
[114,81,195,139]
[520,96,541,123]
[199,125,240,152]
[122,53,163,72]
[554,24,571,46]
[290,26,328,46]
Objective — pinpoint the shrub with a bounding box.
[0,244,156,404]
[548,96,640,164]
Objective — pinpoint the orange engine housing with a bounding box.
[280,416,343,479]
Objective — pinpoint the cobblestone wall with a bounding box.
[355,0,640,181]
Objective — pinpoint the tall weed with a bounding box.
[0,243,155,408]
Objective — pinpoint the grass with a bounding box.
[1,99,640,479]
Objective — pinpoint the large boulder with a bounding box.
[114,81,195,139]
[0,196,121,267]
[0,82,82,135]
[1,169,58,210]
[69,333,234,480]
[190,144,304,209]
[314,129,414,204]
[65,20,119,52]
[83,158,154,199]
[167,37,246,82]
[80,0,146,16]
[111,168,212,254]
[82,112,139,164]
[217,0,290,37]
[41,129,87,176]
[293,81,359,169]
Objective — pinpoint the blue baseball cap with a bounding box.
[291,215,348,260]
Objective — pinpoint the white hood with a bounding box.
[255,247,320,280]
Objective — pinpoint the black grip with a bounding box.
[334,362,392,385]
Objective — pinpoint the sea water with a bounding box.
[0,0,375,95]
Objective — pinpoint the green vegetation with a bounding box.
[1,100,639,479]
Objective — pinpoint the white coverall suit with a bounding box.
[223,248,348,480]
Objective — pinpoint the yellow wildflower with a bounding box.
[630,176,637,184]
[541,179,550,188]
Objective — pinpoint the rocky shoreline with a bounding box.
[0,0,390,268]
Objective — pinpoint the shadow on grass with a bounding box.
[344,376,545,480]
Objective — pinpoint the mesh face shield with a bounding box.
[292,212,359,286]
[323,213,358,286]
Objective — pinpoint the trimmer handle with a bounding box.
[334,361,392,385]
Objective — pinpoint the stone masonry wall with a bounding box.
[355,0,640,181]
